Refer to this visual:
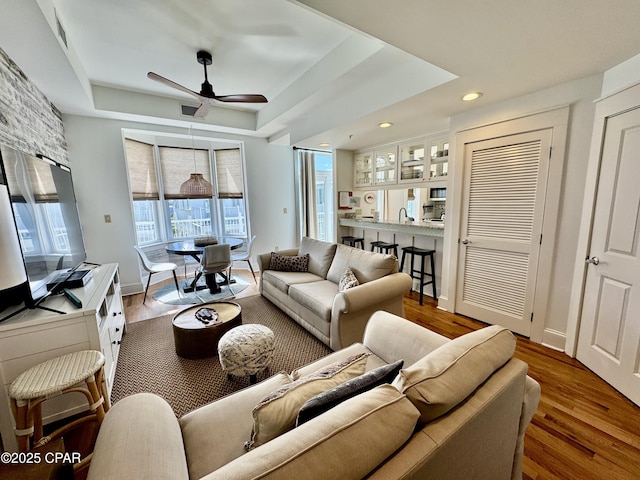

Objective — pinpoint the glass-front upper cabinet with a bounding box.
[428,135,449,181]
[354,151,373,188]
[374,146,397,186]
[399,140,426,183]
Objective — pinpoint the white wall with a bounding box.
[334,149,354,242]
[62,115,296,294]
[442,74,602,349]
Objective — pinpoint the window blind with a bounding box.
[125,139,159,200]
[215,148,243,199]
[3,150,58,203]
[159,146,212,199]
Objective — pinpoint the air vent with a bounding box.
[55,10,68,49]
[181,105,199,117]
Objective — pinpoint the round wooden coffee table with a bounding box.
[172,302,242,359]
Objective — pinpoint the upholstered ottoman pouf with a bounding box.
[218,324,275,384]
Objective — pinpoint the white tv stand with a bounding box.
[0,263,125,452]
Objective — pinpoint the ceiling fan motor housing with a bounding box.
[197,50,214,96]
[196,50,212,66]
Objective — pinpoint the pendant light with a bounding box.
[180,126,213,198]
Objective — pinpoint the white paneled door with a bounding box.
[455,130,552,336]
[577,90,640,406]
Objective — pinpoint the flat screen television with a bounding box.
[0,144,87,314]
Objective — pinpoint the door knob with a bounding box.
[461,239,470,245]
[585,256,600,265]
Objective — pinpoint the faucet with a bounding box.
[399,207,415,223]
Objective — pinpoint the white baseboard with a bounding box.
[541,328,566,352]
[121,283,142,296]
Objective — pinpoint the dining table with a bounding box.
[166,237,244,292]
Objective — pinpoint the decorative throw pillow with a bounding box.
[338,267,360,292]
[295,359,404,426]
[393,325,515,423]
[269,252,310,272]
[246,352,369,450]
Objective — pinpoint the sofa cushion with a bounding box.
[288,280,337,322]
[262,270,323,294]
[203,385,420,480]
[299,236,337,278]
[392,325,516,423]
[180,372,292,479]
[87,393,189,480]
[247,353,368,449]
[296,359,404,426]
[338,267,360,291]
[327,244,397,284]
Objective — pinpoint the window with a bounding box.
[215,148,247,237]
[295,149,333,241]
[406,188,421,220]
[124,137,248,246]
[314,153,333,242]
[159,145,214,241]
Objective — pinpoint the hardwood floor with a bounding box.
[404,293,640,480]
[124,273,640,480]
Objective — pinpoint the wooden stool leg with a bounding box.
[86,373,106,424]
[430,252,437,299]
[33,402,43,444]
[11,398,33,451]
[411,253,416,295]
[400,250,407,274]
[417,255,424,305]
[96,366,110,412]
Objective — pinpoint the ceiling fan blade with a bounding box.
[193,103,210,118]
[147,72,203,100]
[214,94,268,103]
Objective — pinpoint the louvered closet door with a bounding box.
[455,129,552,336]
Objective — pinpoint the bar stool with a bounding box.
[341,235,364,249]
[400,246,437,305]
[371,241,398,257]
[9,350,109,463]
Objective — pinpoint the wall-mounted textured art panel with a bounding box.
[0,48,68,164]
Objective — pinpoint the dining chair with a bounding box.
[196,244,234,296]
[134,246,180,304]
[231,235,257,283]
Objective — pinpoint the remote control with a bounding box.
[63,288,82,308]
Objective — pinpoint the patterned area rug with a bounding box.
[111,295,331,417]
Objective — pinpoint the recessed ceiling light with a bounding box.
[319,143,329,147]
[462,92,483,102]
[379,122,393,128]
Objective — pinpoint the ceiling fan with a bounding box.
[147,50,267,118]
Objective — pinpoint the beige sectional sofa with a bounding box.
[257,237,413,350]
[87,311,541,480]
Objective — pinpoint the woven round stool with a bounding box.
[8,350,109,460]
[218,324,275,384]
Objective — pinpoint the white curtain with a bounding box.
[295,150,318,239]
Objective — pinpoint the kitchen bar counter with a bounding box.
[339,218,444,238]
[339,217,444,302]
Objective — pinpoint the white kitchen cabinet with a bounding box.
[373,145,398,186]
[353,132,450,190]
[398,139,427,184]
[0,263,125,452]
[354,151,373,188]
[428,134,449,181]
